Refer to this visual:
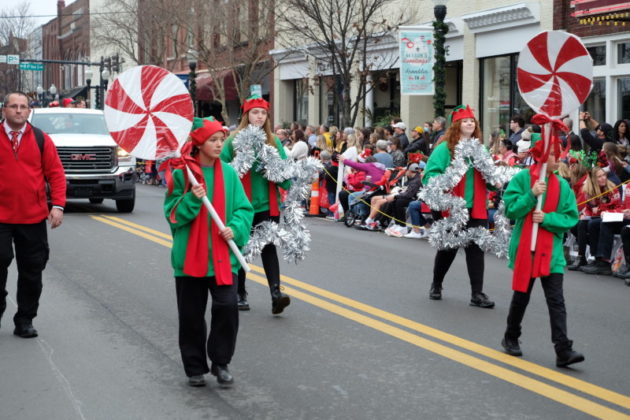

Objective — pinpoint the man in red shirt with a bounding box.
[0,92,66,338]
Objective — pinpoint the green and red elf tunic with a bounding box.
[164,118,254,280]
[503,120,578,292]
[423,105,490,219]
[220,97,291,214]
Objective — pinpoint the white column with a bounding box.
[365,73,374,127]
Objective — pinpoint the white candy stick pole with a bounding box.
[530,122,551,252]
[335,160,345,216]
[184,164,251,272]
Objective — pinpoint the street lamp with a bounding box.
[433,0,449,119]
[36,85,43,106]
[100,68,110,110]
[49,84,58,105]
[85,67,93,108]
[187,48,198,117]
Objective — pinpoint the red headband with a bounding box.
[243,97,269,114]
[451,105,476,124]
[190,119,225,145]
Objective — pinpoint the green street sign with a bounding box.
[19,62,44,71]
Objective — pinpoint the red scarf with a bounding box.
[183,159,232,284]
[512,170,560,292]
[449,169,487,219]
[241,171,280,216]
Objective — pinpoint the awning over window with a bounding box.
[196,70,238,102]
[61,85,88,99]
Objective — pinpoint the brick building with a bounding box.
[42,0,91,100]
[555,0,630,123]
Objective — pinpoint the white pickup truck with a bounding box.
[30,108,137,212]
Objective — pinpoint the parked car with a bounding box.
[30,108,136,212]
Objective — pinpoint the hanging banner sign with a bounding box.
[399,27,434,96]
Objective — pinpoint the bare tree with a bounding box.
[0,2,34,97]
[93,0,188,69]
[183,0,280,124]
[0,2,34,45]
[276,0,408,127]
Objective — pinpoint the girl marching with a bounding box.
[164,117,254,387]
[220,96,292,314]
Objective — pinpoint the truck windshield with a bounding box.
[31,113,110,135]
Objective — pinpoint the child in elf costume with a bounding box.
[220,96,292,314]
[164,117,254,387]
[501,127,585,367]
[423,105,495,308]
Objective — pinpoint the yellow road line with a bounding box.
[91,216,173,247]
[248,266,630,411]
[247,272,628,420]
[91,215,630,417]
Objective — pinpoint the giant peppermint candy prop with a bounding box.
[517,31,592,118]
[104,65,193,160]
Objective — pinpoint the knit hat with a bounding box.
[242,95,269,113]
[413,126,424,134]
[190,117,224,146]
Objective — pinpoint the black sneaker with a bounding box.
[580,260,612,275]
[470,292,495,308]
[556,349,585,368]
[429,284,442,300]
[567,257,587,271]
[210,364,234,387]
[501,336,523,357]
[237,294,250,311]
[188,375,206,387]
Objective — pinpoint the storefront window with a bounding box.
[618,42,630,65]
[585,78,606,123]
[480,56,511,143]
[480,54,534,144]
[618,77,630,120]
[294,78,309,126]
[587,45,606,66]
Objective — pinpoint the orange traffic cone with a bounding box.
[309,180,320,215]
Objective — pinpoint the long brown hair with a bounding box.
[583,167,615,199]
[236,110,277,147]
[441,119,482,156]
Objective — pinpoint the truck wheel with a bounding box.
[89,198,104,204]
[116,196,135,213]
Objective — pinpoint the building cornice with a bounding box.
[462,2,539,33]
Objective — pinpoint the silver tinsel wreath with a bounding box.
[231,125,322,263]
[418,138,520,257]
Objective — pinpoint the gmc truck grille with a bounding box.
[57,147,116,172]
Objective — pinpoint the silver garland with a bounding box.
[231,125,322,263]
[418,138,519,257]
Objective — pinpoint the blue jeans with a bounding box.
[408,201,426,228]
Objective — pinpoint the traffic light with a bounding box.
[112,54,119,73]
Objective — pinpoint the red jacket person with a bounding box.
[0,92,66,338]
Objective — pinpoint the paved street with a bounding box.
[1,184,629,420]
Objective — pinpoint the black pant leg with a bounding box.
[540,273,571,351]
[577,220,589,257]
[338,190,350,213]
[175,276,210,377]
[505,279,536,339]
[248,211,282,294]
[433,248,457,286]
[621,225,630,262]
[596,221,625,260]
[13,221,48,325]
[464,219,487,294]
[587,218,601,258]
[0,224,15,323]
[207,275,239,366]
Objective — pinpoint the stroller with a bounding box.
[344,167,407,228]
